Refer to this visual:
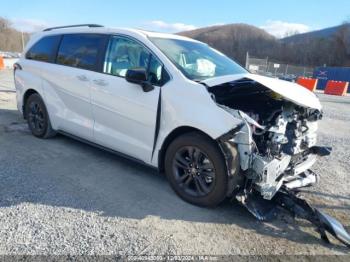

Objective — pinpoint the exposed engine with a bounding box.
[252,103,321,161]
[209,78,323,199]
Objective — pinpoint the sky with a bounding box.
[0,0,349,37]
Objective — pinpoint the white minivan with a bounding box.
[15,24,328,207]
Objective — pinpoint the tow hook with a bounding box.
[236,187,350,248]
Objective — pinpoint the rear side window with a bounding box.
[26,35,61,63]
[56,34,105,70]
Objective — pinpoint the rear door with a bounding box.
[42,33,108,140]
[91,35,170,163]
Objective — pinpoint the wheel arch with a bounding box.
[22,89,40,118]
[158,125,245,197]
[158,126,218,172]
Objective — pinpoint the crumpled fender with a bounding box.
[151,78,243,166]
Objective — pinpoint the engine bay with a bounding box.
[208,78,323,199]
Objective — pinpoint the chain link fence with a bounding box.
[245,53,314,81]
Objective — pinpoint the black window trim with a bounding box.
[98,33,172,87]
[24,32,172,86]
[25,34,63,64]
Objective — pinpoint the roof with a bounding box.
[24,25,200,54]
[39,25,198,42]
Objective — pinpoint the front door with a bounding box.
[91,35,169,163]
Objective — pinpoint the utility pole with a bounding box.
[21,31,25,53]
[245,52,249,69]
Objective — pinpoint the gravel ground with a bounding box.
[0,69,349,256]
[0,69,15,92]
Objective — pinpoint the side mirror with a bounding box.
[125,68,154,92]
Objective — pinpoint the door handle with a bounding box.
[77,75,89,82]
[93,79,108,86]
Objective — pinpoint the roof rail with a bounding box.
[43,24,104,32]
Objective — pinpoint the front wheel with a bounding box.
[164,132,228,207]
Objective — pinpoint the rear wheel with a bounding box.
[164,132,228,207]
[25,93,56,138]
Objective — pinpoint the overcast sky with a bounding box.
[1,0,349,37]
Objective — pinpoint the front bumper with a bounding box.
[252,146,331,200]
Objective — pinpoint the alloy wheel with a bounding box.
[172,146,216,197]
[28,101,45,133]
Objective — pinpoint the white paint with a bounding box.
[15,26,321,172]
[202,73,322,110]
[16,27,241,166]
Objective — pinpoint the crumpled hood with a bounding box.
[202,73,322,110]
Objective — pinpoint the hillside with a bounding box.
[179,23,350,67]
[282,23,350,43]
[180,23,278,66]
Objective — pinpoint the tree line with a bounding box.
[0,17,29,52]
[180,23,350,67]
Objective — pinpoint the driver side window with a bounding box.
[103,36,169,86]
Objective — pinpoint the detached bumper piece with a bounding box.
[275,189,350,247]
[310,146,332,157]
[236,187,350,248]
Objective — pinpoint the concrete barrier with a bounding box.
[0,56,4,70]
[324,80,349,96]
[297,77,318,92]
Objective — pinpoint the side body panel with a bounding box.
[41,63,96,140]
[15,28,242,168]
[150,78,242,166]
[91,73,161,163]
[15,59,96,142]
[15,59,45,114]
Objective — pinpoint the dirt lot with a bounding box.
[0,69,15,92]
[0,69,349,256]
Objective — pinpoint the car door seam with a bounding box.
[151,89,162,160]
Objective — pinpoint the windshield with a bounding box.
[149,37,247,81]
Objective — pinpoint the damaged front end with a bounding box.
[207,75,350,247]
[212,77,325,200]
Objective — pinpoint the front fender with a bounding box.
[151,79,242,166]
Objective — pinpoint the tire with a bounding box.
[25,93,56,138]
[164,132,228,207]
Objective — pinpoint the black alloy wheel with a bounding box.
[28,100,45,134]
[172,146,216,197]
[25,93,56,138]
[164,132,229,207]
